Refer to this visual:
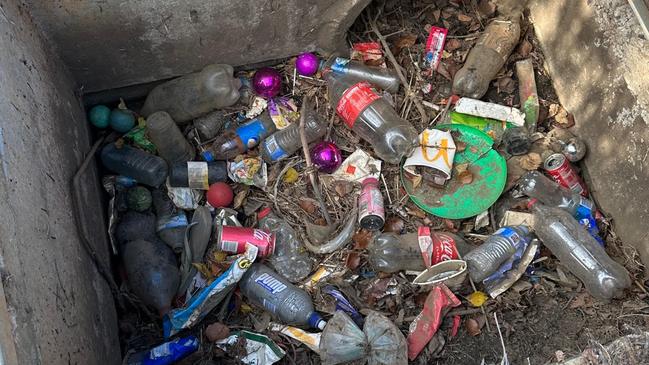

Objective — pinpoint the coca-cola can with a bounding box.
[216,226,275,257]
[543,153,588,196]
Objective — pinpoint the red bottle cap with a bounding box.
[527,198,538,209]
[258,207,272,219]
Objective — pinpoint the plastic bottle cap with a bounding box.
[308,312,326,330]
[527,198,538,209]
[258,207,272,220]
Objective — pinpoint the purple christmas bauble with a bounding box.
[252,67,282,98]
[295,53,319,76]
[310,141,342,174]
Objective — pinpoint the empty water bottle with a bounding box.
[259,107,327,163]
[193,110,230,140]
[168,161,228,189]
[530,202,630,300]
[146,111,195,164]
[101,143,168,187]
[324,57,400,93]
[326,73,417,164]
[464,226,532,282]
[258,208,312,282]
[203,110,276,161]
[152,189,188,253]
[238,264,326,330]
[141,64,242,123]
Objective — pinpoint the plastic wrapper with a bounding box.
[351,42,385,67]
[455,97,526,126]
[365,311,408,365]
[216,330,285,365]
[407,284,461,360]
[228,157,268,188]
[267,97,299,130]
[245,96,268,119]
[163,245,258,337]
[166,184,202,210]
[124,119,157,153]
[269,323,321,353]
[323,285,364,328]
[133,335,199,365]
[103,175,138,254]
[324,149,381,183]
[319,311,367,365]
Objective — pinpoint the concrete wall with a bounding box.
[0,0,120,363]
[529,0,649,270]
[23,0,370,93]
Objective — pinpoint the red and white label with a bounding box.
[418,226,434,267]
[336,82,380,128]
[217,226,275,257]
[425,26,448,71]
[431,232,459,265]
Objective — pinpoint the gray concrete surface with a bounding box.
[529,0,649,271]
[0,0,120,363]
[23,0,370,93]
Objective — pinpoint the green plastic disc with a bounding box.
[401,123,507,219]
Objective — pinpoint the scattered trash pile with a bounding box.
[87,1,644,364]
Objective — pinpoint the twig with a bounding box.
[369,15,428,124]
[299,97,333,225]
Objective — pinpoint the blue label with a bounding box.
[262,135,288,162]
[143,335,199,365]
[235,119,267,149]
[575,204,604,246]
[255,273,287,294]
[158,212,188,231]
[116,175,137,188]
[201,150,214,162]
[331,57,350,74]
[323,285,364,327]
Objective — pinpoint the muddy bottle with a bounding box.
[259,107,327,163]
[238,264,326,330]
[101,143,168,187]
[502,126,531,156]
[168,161,228,189]
[193,110,230,141]
[258,208,312,282]
[146,111,195,164]
[358,178,385,231]
[326,73,418,164]
[452,14,521,98]
[530,202,630,300]
[203,110,276,161]
[123,239,179,316]
[152,189,188,253]
[324,57,400,93]
[141,64,242,123]
[464,226,532,282]
[116,211,157,249]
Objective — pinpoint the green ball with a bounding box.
[88,105,111,128]
[126,186,152,212]
[110,109,136,133]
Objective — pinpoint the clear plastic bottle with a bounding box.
[168,161,228,188]
[326,73,418,164]
[238,263,326,330]
[530,203,630,300]
[101,143,168,187]
[193,110,229,140]
[519,171,591,215]
[146,111,195,164]
[324,57,401,93]
[258,208,312,282]
[259,108,327,163]
[452,14,521,99]
[141,64,242,123]
[202,111,276,161]
[358,178,385,231]
[464,226,532,282]
[151,189,187,253]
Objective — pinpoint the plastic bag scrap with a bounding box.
[407,284,461,360]
[485,239,540,298]
[215,330,285,365]
[324,149,381,183]
[319,311,408,365]
[130,335,199,365]
[166,182,202,210]
[323,285,364,328]
[103,175,138,255]
[245,96,268,119]
[163,245,258,337]
[228,157,268,188]
[267,97,299,130]
[124,118,156,153]
[268,322,321,353]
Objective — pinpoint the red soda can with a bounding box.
[543,153,588,196]
[216,226,275,257]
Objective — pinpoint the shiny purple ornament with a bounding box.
[295,53,319,76]
[252,67,282,98]
[310,141,342,174]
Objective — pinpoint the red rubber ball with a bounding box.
[207,182,234,208]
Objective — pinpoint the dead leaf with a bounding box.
[233,189,248,210]
[314,218,327,226]
[455,163,469,174]
[441,8,455,19]
[205,322,230,342]
[445,38,462,51]
[455,141,467,152]
[569,292,594,309]
[495,77,516,94]
[442,19,451,29]
[432,9,441,22]
[406,205,427,219]
[333,180,355,197]
[384,217,405,233]
[468,21,482,32]
[298,197,318,214]
[518,39,533,58]
[466,316,486,336]
[458,170,474,184]
[392,33,418,56]
[443,219,459,232]
[519,152,542,170]
[353,229,374,250]
[345,251,361,270]
[457,13,473,23]
[477,0,497,17]
[555,350,565,363]
[549,104,575,128]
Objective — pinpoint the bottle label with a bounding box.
[418,226,434,267]
[331,57,350,74]
[425,27,448,71]
[336,82,380,128]
[201,150,215,162]
[358,184,385,223]
[255,272,287,294]
[262,135,287,162]
[431,232,459,265]
[158,213,188,231]
[235,119,268,149]
[494,227,523,247]
[575,202,604,246]
[187,161,209,190]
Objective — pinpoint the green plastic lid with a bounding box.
[401,124,507,219]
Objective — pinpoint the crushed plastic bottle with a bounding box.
[152,189,188,253]
[257,208,313,282]
[259,107,327,163]
[101,143,168,187]
[464,226,532,282]
[203,110,276,161]
[146,111,195,164]
[238,264,326,330]
[452,14,521,99]
[324,57,400,93]
[141,64,242,123]
[326,73,418,164]
[530,202,630,300]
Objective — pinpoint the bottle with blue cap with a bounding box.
[202,110,276,161]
